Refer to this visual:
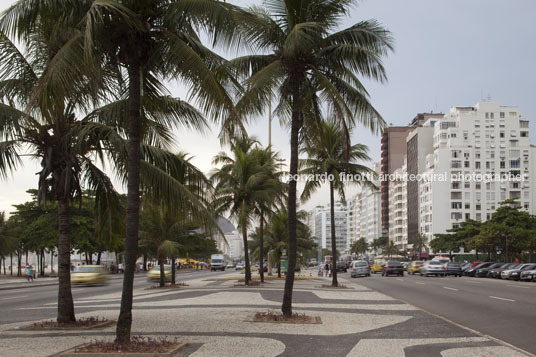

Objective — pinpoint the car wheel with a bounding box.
[367,273,371,277]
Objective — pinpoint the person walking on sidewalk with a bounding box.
[26,265,33,282]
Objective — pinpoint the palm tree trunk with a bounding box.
[329,181,338,287]
[159,259,165,287]
[259,211,264,283]
[171,256,176,285]
[242,225,251,285]
[96,252,101,265]
[116,59,142,345]
[10,253,13,276]
[57,198,76,323]
[282,108,301,317]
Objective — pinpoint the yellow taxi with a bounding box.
[147,265,172,282]
[71,265,109,285]
[371,260,386,274]
[407,261,424,275]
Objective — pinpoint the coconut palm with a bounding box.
[232,0,392,315]
[350,238,369,257]
[211,137,282,285]
[300,120,375,287]
[250,147,285,282]
[2,0,245,343]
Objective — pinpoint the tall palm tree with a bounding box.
[250,147,285,282]
[232,0,392,315]
[300,120,375,287]
[1,0,245,343]
[350,237,369,257]
[211,137,281,285]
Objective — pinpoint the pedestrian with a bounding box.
[118,263,123,273]
[26,265,33,282]
[329,262,333,277]
[324,263,329,277]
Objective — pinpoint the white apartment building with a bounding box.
[389,161,408,250]
[347,163,382,251]
[420,102,533,242]
[226,231,244,259]
[310,201,348,251]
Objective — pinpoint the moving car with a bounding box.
[147,265,172,282]
[71,265,109,285]
[444,262,462,277]
[420,260,446,277]
[335,261,348,273]
[407,261,424,275]
[371,260,385,274]
[381,261,404,277]
[350,260,371,278]
[235,263,245,270]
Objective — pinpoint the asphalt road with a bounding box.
[0,269,233,324]
[344,271,536,355]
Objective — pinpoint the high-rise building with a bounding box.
[420,102,534,242]
[388,161,408,250]
[347,163,382,251]
[310,201,348,251]
[406,114,444,246]
[380,114,442,241]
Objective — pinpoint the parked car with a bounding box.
[500,264,531,280]
[381,261,405,277]
[433,257,451,264]
[350,260,371,278]
[488,263,519,278]
[503,264,536,281]
[71,265,109,285]
[235,263,245,271]
[336,261,348,273]
[371,260,385,274]
[420,260,446,277]
[444,262,463,277]
[474,263,505,277]
[407,261,424,275]
[520,269,536,282]
[147,265,172,282]
[464,262,494,277]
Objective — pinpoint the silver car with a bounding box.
[350,260,371,278]
[420,260,446,277]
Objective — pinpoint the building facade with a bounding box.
[388,161,408,250]
[310,201,348,251]
[419,102,534,243]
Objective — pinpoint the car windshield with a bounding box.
[448,263,460,267]
[521,264,536,270]
[375,261,385,265]
[212,259,223,263]
[356,262,368,267]
[414,261,424,265]
[387,261,401,266]
[488,263,502,269]
[74,266,100,273]
[428,261,442,265]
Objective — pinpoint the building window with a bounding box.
[464,161,470,168]
[464,182,470,189]
[476,183,481,190]
[465,202,470,209]
[451,202,462,209]
[475,162,481,169]
[520,131,528,137]
[500,112,505,118]
[465,213,471,220]
[452,182,460,189]
[520,120,529,128]
[476,204,481,210]
[500,131,505,138]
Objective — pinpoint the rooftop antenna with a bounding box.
[487,94,492,102]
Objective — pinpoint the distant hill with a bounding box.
[217,217,236,234]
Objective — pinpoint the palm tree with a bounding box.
[350,238,369,258]
[412,232,428,259]
[250,147,284,282]
[1,0,245,343]
[300,120,375,287]
[384,241,399,259]
[211,137,281,285]
[371,236,387,255]
[233,0,392,315]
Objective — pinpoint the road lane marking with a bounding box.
[396,278,404,281]
[415,282,425,285]
[443,287,458,291]
[507,285,530,289]
[489,296,515,302]
[0,295,27,300]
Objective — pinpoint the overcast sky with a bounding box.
[1,0,535,215]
